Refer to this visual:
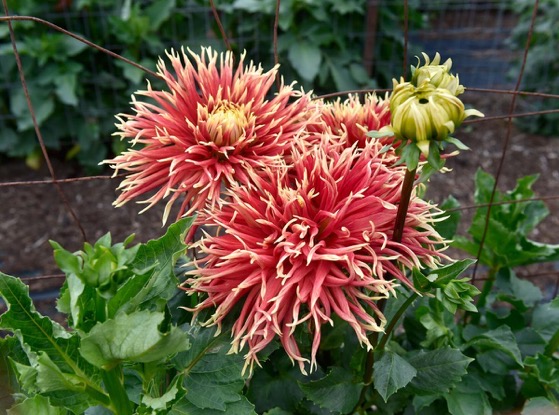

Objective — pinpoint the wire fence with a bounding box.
[0,0,558,316]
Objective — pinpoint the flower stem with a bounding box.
[360,167,417,397]
[377,292,419,351]
[392,167,417,244]
[102,365,134,415]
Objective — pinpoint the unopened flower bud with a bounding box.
[411,52,464,96]
[389,80,483,156]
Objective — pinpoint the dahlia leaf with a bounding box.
[126,217,193,305]
[145,0,176,30]
[436,196,461,240]
[522,397,559,415]
[299,366,362,414]
[106,217,193,318]
[456,170,559,269]
[428,259,477,287]
[287,40,322,82]
[444,388,491,415]
[79,310,189,370]
[246,354,306,413]
[262,409,292,415]
[141,374,183,411]
[463,325,523,367]
[533,300,559,345]
[373,351,417,402]
[495,268,542,311]
[407,347,473,395]
[169,395,256,415]
[175,325,246,411]
[7,395,66,415]
[0,273,103,412]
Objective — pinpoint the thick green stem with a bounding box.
[358,167,417,409]
[392,167,417,244]
[102,365,134,415]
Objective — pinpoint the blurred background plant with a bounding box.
[507,0,559,136]
[0,0,425,171]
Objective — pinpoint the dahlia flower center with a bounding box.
[207,103,248,146]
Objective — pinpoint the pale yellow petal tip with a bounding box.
[417,140,430,157]
[465,109,485,118]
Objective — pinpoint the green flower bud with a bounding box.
[389,79,483,156]
[411,52,464,96]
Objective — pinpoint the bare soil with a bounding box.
[0,93,558,318]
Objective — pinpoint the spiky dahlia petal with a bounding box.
[104,47,312,223]
[308,93,393,149]
[183,136,448,374]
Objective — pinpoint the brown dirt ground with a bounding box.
[0,93,558,320]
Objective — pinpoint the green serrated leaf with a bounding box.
[533,301,559,342]
[476,350,517,376]
[0,273,106,412]
[287,40,322,81]
[516,328,547,358]
[429,259,477,287]
[169,395,256,415]
[464,325,523,367]
[408,347,473,395]
[141,373,183,410]
[436,196,461,240]
[299,367,362,414]
[412,394,440,413]
[263,408,292,415]
[373,351,417,402]
[458,170,559,268]
[467,365,505,400]
[80,310,189,369]
[7,394,68,415]
[0,342,17,411]
[175,325,246,411]
[444,388,491,415]
[417,304,454,348]
[126,217,193,307]
[54,72,79,106]
[495,268,542,311]
[246,352,306,413]
[521,396,559,414]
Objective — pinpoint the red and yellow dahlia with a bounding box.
[104,47,312,223]
[308,93,392,149]
[184,136,447,374]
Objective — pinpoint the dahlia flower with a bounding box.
[411,52,464,96]
[184,137,447,374]
[389,79,483,156]
[104,47,312,223]
[308,93,392,149]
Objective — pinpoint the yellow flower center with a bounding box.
[206,103,248,146]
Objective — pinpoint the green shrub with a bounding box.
[0,0,425,169]
[508,0,559,136]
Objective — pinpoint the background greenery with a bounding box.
[508,0,559,136]
[0,0,426,170]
